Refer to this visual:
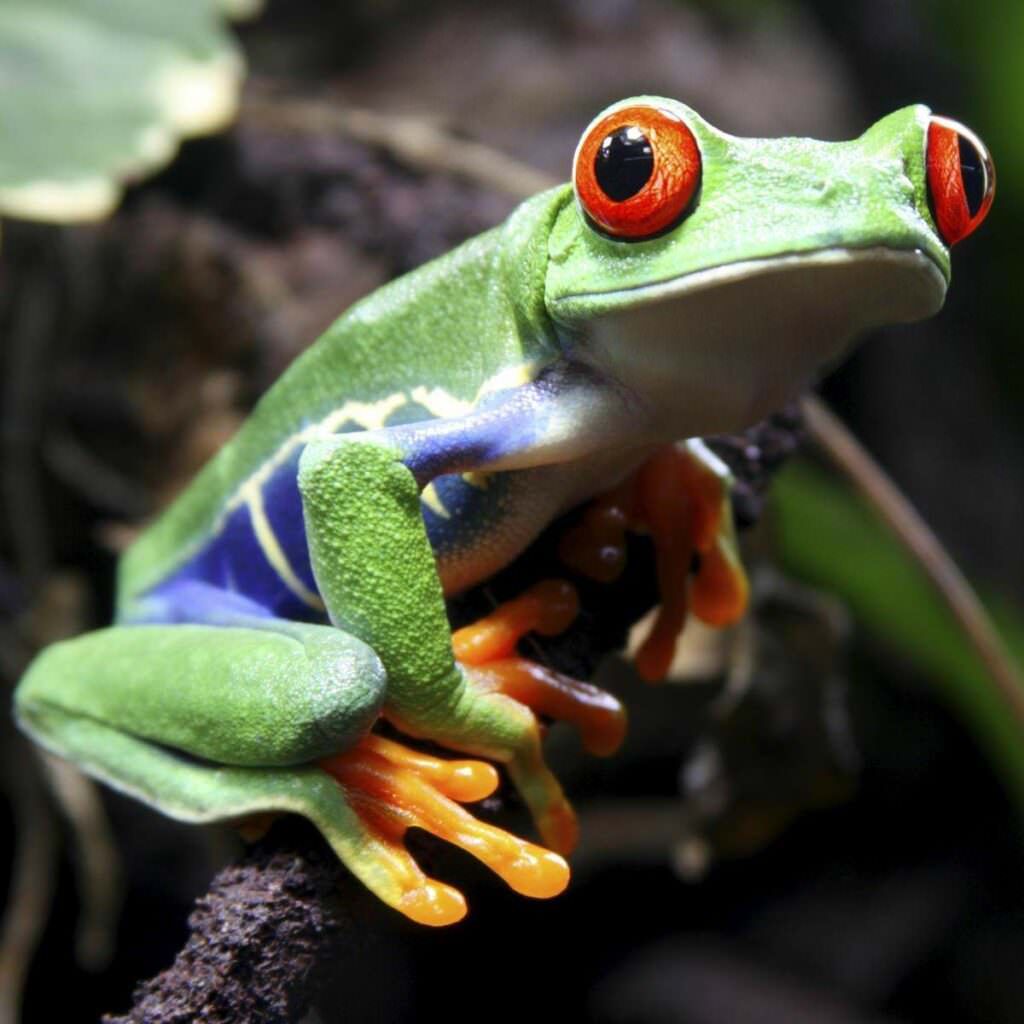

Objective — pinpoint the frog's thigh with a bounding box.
[15,625,526,925]
[15,619,386,769]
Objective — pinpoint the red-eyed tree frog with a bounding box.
[14,98,994,926]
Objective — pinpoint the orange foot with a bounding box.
[441,579,628,854]
[560,440,749,683]
[319,733,568,926]
[453,580,628,759]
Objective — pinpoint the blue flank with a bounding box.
[261,448,318,595]
[130,374,556,627]
[421,471,513,562]
[138,487,324,625]
[134,456,515,627]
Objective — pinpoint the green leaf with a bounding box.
[0,0,257,222]
[773,460,1024,810]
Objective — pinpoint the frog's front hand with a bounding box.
[560,439,749,682]
[391,580,627,855]
[318,734,568,925]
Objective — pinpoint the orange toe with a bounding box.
[471,657,627,758]
[537,800,580,858]
[691,539,749,627]
[319,737,571,919]
[360,733,499,802]
[399,882,468,927]
[453,580,579,666]
[559,500,632,582]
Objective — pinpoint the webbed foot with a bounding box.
[452,580,627,758]
[319,733,568,925]
[387,580,626,855]
[560,439,749,681]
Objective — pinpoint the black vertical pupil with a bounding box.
[594,126,654,202]
[958,134,987,217]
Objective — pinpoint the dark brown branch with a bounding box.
[103,819,366,1024]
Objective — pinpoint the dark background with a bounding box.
[3,1,1023,1021]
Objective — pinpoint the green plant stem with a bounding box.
[800,393,1024,730]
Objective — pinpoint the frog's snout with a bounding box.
[926,116,994,246]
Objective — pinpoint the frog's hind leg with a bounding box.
[17,705,493,925]
[15,617,568,924]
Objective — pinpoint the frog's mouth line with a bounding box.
[555,245,948,326]
[555,246,949,437]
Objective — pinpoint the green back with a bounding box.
[117,187,572,605]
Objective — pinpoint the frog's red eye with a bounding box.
[574,104,701,240]
[926,116,995,246]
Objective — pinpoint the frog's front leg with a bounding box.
[560,438,750,681]
[298,421,626,854]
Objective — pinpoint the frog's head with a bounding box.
[545,97,994,436]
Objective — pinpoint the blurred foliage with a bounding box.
[774,460,1024,813]
[0,0,256,224]
[929,0,1024,205]
[926,0,1024,416]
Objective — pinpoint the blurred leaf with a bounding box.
[928,0,1024,205]
[0,0,258,223]
[773,459,1024,810]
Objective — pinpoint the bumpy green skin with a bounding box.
[23,620,384,766]
[298,439,457,709]
[118,189,565,602]
[13,97,953,913]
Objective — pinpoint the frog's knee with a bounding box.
[225,625,388,765]
[284,628,387,761]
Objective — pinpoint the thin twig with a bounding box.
[800,393,1024,729]
[39,754,123,971]
[101,820,365,1024]
[0,733,60,1024]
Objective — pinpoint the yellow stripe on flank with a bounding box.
[216,391,410,530]
[215,361,539,536]
[245,486,326,611]
[461,471,491,490]
[420,482,451,519]
[410,385,474,419]
[409,363,539,421]
[317,392,409,436]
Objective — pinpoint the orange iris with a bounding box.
[926,115,995,246]
[574,104,701,240]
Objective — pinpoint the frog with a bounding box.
[14,97,994,926]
